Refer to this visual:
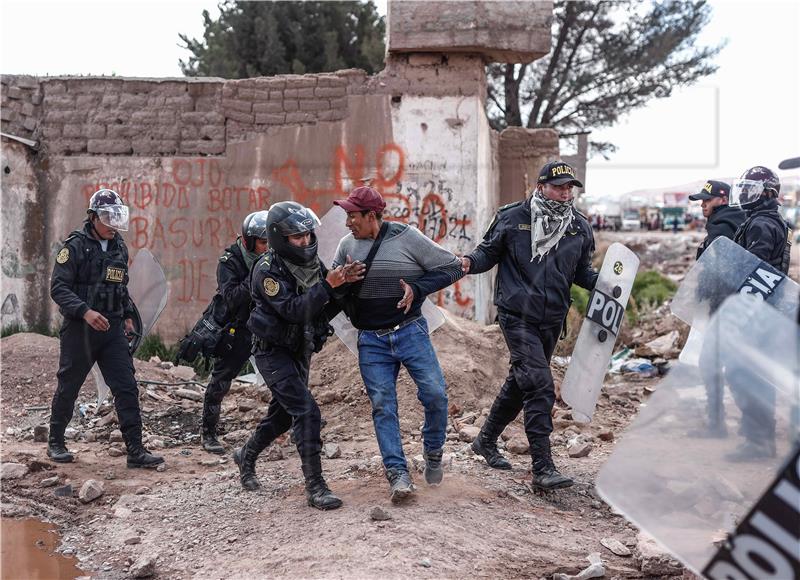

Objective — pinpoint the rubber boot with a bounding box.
[201,402,225,454]
[530,437,573,491]
[233,440,261,491]
[471,420,512,470]
[386,467,415,503]
[46,434,74,463]
[301,454,342,510]
[125,431,165,469]
[423,448,444,486]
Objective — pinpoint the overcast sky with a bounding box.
[1,0,797,197]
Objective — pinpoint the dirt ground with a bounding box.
[1,231,709,579]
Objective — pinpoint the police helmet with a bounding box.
[242,210,270,252]
[731,166,781,209]
[87,189,129,231]
[266,201,321,266]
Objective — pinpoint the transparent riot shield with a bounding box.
[562,243,640,422]
[596,295,800,577]
[92,249,169,403]
[671,236,799,331]
[317,207,446,356]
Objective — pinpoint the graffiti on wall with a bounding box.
[79,142,477,322]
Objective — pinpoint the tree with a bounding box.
[486,0,724,157]
[179,1,386,78]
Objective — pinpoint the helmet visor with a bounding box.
[730,179,764,207]
[274,207,321,236]
[97,204,130,231]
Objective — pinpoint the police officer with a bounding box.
[461,161,598,490]
[48,189,163,468]
[689,180,745,438]
[234,201,364,510]
[200,211,270,454]
[724,166,793,461]
[689,180,746,259]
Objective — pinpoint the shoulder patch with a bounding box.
[56,247,70,264]
[499,200,524,212]
[263,277,280,297]
[219,252,231,263]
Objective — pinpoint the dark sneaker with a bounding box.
[201,433,225,455]
[471,437,512,470]
[531,465,574,491]
[386,468,415,503]
[127,449,165,469]
[47,441,74,463]
[423,448,444,486]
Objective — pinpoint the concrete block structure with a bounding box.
[1,1,560,339]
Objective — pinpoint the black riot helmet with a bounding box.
[242,210,269,252]
[731,166,781,209]
[87,188,129,231]
[266,201,321,266]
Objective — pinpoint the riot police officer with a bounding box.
[199,211,270,454]
[48,189,163,468]
[461,161,598,490]
[234,201,363,510]
[724,166,793,461]
[689,180,746,259]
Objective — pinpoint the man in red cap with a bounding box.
[332,186,464,503]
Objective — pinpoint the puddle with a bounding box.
[1,518,84,580]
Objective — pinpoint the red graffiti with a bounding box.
[171,159,223,188]
[129,216,238,251]
[176,258,212,303]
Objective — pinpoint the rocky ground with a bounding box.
[1,231,716,579]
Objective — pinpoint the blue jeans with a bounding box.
[358,317,448,472]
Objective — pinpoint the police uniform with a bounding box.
[201,241,256,446]
[734,198,792,274]
[696,204,746,259]
[49,221,144,458]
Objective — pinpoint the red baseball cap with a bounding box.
[333,186,386,213]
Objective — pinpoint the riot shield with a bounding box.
[562,243,640,423]
[92,249,169,403]
[671,236,799,331]
[317,207,446,356]
[596,295,800,577]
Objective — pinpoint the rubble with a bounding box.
[600,537,631,557]
[79,479,105,503]
[635,532,682,576]
[370,506,392,521]
[1,462,29,479]
[129,554,157,578]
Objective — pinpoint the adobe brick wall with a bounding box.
[498,127,560,206]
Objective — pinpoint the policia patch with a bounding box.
[56,248,70,264]
[263,277,280,297]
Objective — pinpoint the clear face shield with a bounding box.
[96,204,130,231]
[729,179,764,208]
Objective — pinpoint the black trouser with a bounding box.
[51,317,142,448]
[486,311,561,448]
[249,346,322,460]
[698,330,726,429]
[727,360,776,445]
[202,328,252,435]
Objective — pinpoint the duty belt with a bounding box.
[373,315,423,337]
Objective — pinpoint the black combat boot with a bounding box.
[46,434,74,463]
[301,455,342,510]
[423,448,444,486]
[233,440,261,491]
[471,420,512,470]
[530,437,573,491]
[386,467,415,503]
[200,403,225,454]
[124,429,164,468]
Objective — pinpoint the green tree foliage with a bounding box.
[179,1,386,78]
[487,0,724,157]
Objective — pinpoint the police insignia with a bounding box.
[106,267,125,283]
[56,248,69,264]
[263,277,279,297]
[613,261,623,275]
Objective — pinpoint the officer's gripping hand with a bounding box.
[459,256,471,274]
[397,279,415,314]
[342,255,366,283]
[83,309,110,332]
[325,266,348,288]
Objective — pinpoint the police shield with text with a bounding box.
[195,210,269,454]
[48,189,163,468]
[234,201,364,510]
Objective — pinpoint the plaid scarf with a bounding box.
[529,190,574,262]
